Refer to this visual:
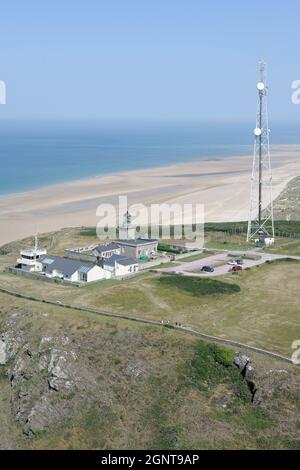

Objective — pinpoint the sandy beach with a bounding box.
[0,144,300,246]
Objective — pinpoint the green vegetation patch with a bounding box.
[157,243,182,254]
[157,274,240,296]
[187,342,250,401]
[205,220,300,236]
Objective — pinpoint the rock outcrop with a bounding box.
[0,313,96,437]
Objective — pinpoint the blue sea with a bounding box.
[0,120,299,195]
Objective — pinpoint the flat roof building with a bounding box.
[116,238,158,260]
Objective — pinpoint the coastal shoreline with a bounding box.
[0,144,299,246]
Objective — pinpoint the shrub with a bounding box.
[158,275,240,296]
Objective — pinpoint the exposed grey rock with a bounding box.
[0,333,23,365]
[48,377,61,391]
[25,395,63,435]
[48,349,69,379]
[124,363,144,380]
[245,364,256,382]
[10,356,27,386]
[38,336,53,353]
[38,354,48,372]
[233,352,250,371]
[0,316,98,436]
[16,393,31,422]
[39,335,71,353]
[46,348,77,391]
[48,349,76,377]
[0,336,6,365]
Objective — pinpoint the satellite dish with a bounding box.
[254,128,262,136]
[257,82,265,91]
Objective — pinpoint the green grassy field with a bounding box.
[0,252,299,356]
[0,224,299,356]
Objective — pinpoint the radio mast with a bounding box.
[247,60,274,245]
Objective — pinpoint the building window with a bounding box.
[79,272,87,282]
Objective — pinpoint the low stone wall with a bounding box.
[64,250,96,263]
[112,271,142,281]
[175,249,205,260]
[4,266,142,285]
[4,267,82,287]
[139,257,170,270]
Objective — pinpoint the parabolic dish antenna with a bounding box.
[254,128,262,136]
[257,82,265,91]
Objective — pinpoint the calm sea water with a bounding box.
[0,120,299,195]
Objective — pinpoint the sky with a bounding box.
[0,0,300,122]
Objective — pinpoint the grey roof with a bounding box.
[41,257,55,265]
[116,238,158,247]
[39,255,95,277]
[93,242,120,254]
[104,254,137,268]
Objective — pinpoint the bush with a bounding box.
[188,341,251,401]
[158,275,240,296]
[210,344,233,367]
[157,243,181,254]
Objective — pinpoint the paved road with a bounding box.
[158,251,300,277]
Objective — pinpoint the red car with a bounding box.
[230,265,242,272]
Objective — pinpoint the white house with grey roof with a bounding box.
[38,255,111,283]
[103,254,138,277]
[92,242,121,260]
[91,238,158,262]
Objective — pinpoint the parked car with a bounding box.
[201,265,214,273]
[228,259,244,266]
[230,265,242,272]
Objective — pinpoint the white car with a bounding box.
[228,259,243,266]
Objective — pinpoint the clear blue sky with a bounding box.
[0,0,300,121]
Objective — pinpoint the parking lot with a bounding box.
[157,251,272,277]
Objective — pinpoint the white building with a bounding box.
[17,237,47,272]
[103,254,138,277]
[38,255,111,283]
[92,242,121,260]
[117,238,158,260]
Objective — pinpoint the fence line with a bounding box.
[0,286,295,366]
